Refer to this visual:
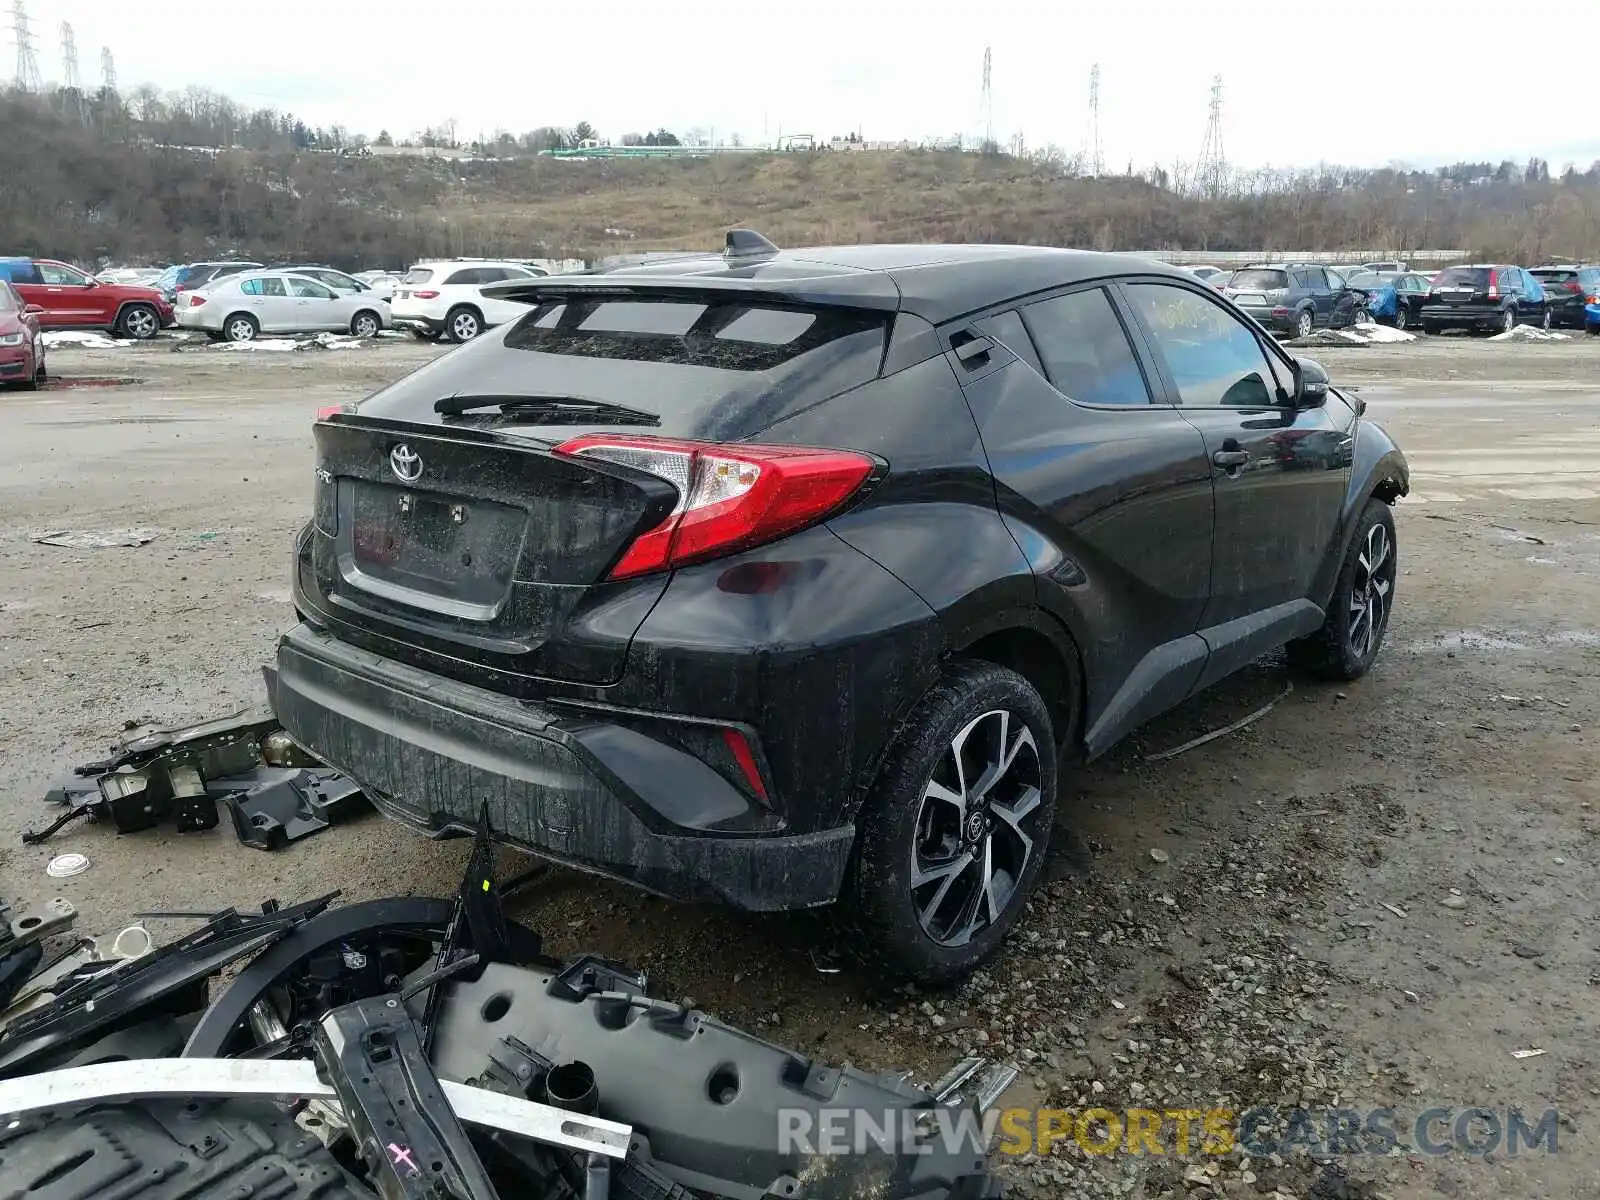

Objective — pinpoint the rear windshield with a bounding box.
[1432,267,1490,287]
[359,294,890,438]
[1531,269,1577,283]
[403,268,434,285]
[1230,269,1288,290]
[1343,272,1386,289]
[178,265,215,284]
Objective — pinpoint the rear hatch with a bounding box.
[304,287,891,688]
[393,267,434,305]
[1429,266,1493,303]
[1531,270,1582,304]
[1224,268,1289,306]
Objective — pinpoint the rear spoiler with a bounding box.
[478,228,903,312]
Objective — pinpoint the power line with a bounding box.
[1196,75,1226,198]
[1085,63,1103,178]
[978,46,993,151]
[60,21,86,121]
[11,0,41,91]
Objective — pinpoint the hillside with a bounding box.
[5,85,1600,270]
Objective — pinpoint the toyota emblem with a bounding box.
[390,444,423,483]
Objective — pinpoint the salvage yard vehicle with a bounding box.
[0,255,173,340]
[0,280,46,389]
[1422,264,1551,335]
[175,270,392,341]
[1529,264,1600,330]
[1223,263,1369,338]
[390,259,549,342]
[1344,270,1433,330]
[275,231,1410,983]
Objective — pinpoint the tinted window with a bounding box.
[1531,269,1577,285]
[289,277,335,299]
[1344,272,1384,289]
[1231,269,1288,291]
[364,296,890,434]
[403,268,434,285]
[1126,283,1282,408]
[178,266,214,286]
[445,268,485,286]
[240,278,263,296]
[1020,288,1152,406]
[1432,267,1489,288]
[974,309,1043,373]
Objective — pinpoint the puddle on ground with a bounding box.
[1407,629,1600,654]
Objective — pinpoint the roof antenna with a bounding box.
[724,228,780,263]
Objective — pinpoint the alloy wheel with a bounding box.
[451,311,481,341]
[123,307,157,339]
[1502,309,1515,333]
[1297,311,1313,339]
[909,708,1045,948]
[226,317,257,342]
[353,314,380,338]
[1348,521,1395,661]
[1394,307,1408,330]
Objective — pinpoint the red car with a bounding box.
[0,280,46,389]
[0,256,173,340]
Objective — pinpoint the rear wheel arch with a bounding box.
[953,613,1085,755]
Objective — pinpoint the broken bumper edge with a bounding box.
[270,623,854,912]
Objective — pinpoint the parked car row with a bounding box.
[173,269,394,341]
[0,256,173,340]
[1193,260,1600,336]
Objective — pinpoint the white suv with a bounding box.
[390,260,549,342]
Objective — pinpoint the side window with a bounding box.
[37,262,88,285]
[1125,283,1283,408]
[1019,288,1153,406]
[289,277,335,299]
[973,309,1043,374]
[261,278,288,297]
[445,268,484,286]
[1304,268,1329,289]
[239,279,263,296]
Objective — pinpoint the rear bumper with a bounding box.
[1421,304,1510,329]
[1234,305,1299,333]
[271,622,856,911]
[389,311,445,334]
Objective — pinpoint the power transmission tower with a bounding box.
[1085,63,1104,178]
[11,0,41,91]
[60,21,86,121]
[1196,75,1226,198]
[100,45,115,92]
[978,46,993,151]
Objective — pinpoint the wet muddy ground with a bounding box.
[2,334,1598,1198]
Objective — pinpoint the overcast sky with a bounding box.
[24,1,1600,170]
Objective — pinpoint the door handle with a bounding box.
[1212,448,1250,469]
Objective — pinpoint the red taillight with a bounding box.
[721,728,770,802]
[1487,278,1499,299]
[188,294,206,306]
[316,404,353,420]
[553,434,876,579]
[1565,281,1583,294]
[411,289,440,300]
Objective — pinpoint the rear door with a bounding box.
[950,284,1217,751]
[1300,268,1335,324]
[1118,279,1351,683]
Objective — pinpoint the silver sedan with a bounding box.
[174,271,392,342]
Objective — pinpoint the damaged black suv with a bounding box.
[274,232,1409,983]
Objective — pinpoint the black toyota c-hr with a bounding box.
[274,232,1410,983]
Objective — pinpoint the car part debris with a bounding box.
[25,705,370,849]
[0,812,1011,1199]
[44,851,90,878]
[2,896,76,950]
[31,527,161,548]
[220,766,368,850]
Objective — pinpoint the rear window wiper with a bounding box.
[433,394,659,425]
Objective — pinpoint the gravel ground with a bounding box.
[2,331,1598,1199]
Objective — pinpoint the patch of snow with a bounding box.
[1287,324,1417,347]
[206,339,301,352]
[1488,325,1570,342]
[42,331,134,349]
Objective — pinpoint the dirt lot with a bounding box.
[2,333,1598,1199]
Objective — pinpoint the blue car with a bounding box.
[1587,298,1600,334]
[1343,270,1433,331]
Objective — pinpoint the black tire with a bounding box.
[445,305,483,343]
[1422,322,1442,336]
[115,302,160,341]
[1287,498,1398,682]
[223,312,259,343]
[1500,307,1516,334]
[837,661,1057,984]
[1295,308,1314,339]
[350,309,382,338]
[1392,306,1408,331]
[1541,307,1552,331]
